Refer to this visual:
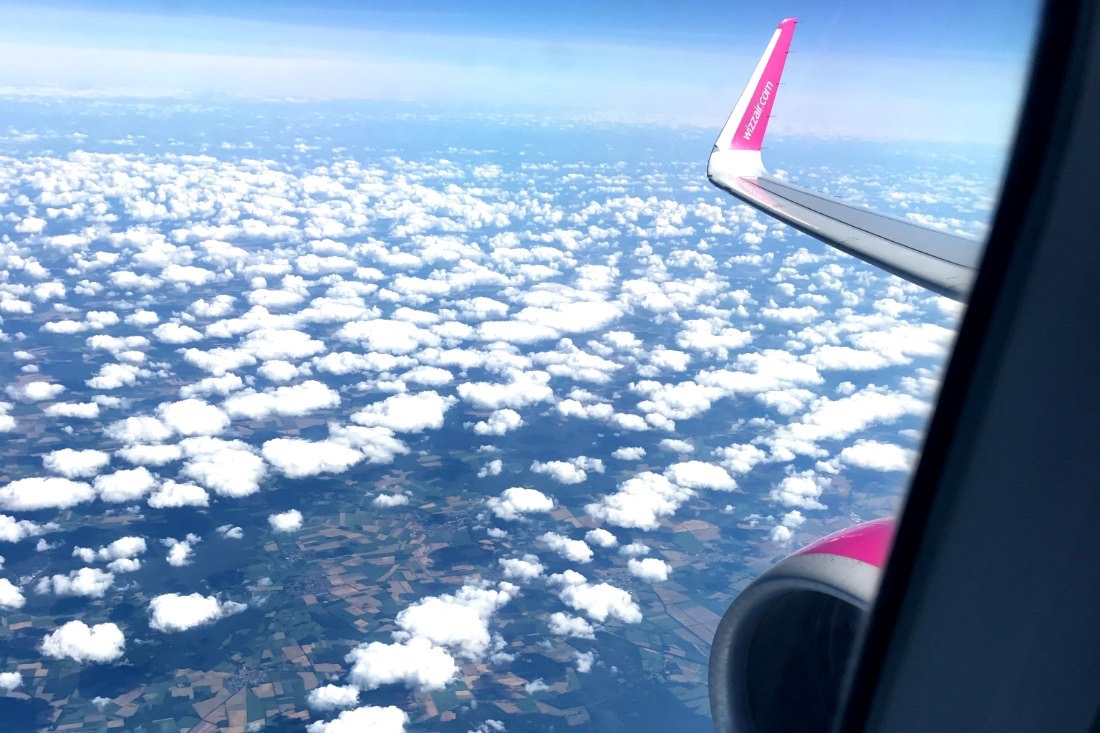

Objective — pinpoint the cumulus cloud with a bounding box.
[94,467,157,502]
[156,399,230,436]
[345,637,458,692]
[0,477,95,511]
[584,528,618,548]
[268,509,304,533]
[770,471,828,510]
[550,570,642,623]
[628,557,672,582]
[262,438,364,478]
[611,446,645,460]
[306,705,409,733]
[0,578,26,609]
[163,535,200,567]
[6,381,65,402]
[327,424,410,465]
[530,456,604,485]
[373,493,409,508]
[307,684,360,712]
[152,322,203,344]
[664,461,737,491]
[498,554,544,581]
[148,480,209,508]
[471,408,523,436]
[837,440,916,472]
[43,448,111,478]
[547,611,595,639]
[179,438,266,497]
[486,487,554,521]
[351,391,455,433]
[105,415,173,444]
[223,380,340,421]
[148,593,246,632]
[2,518,51,550]
[539,532,594,563]
[36,567,115,598]
[477,459,503,478]
[394,582,516,660]
[585,472,693,530]
[457,371,553,410]
[40,621,125,663]
[0,671,22,691]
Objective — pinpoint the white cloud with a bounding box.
[457,371,553,410]
[540,532,593,563]
[770,525,793,543]
[0,578,26,609]
[351,391,455,433]
[327,424,410,465]
[0,671,22,691]
[471,408,523,436]
[43,401,101,419]
[530,456,604,485]
[498,554,544,581]
[306,705,409,733]
[837,440,916,472]
[585,472,693,530]
[94,467,157,502]
[163,535,200,567]
[664,461,737,491]
[179,439,266,497]
[486,487,554,521]
[223,380,340,420]
[373,493,409,508]
[156,399,230,436]
[628,557,672,582]
[268,509,304,533]
[0,477,95,511]
[547,611,595,639]
[477,459,503,478]
[262,438,364,478]
[43,448,111,478]
[611,446,645,460]
[6,381,65,402]
[584,528,618,548]
[619,542,651,557]
[345,637,457,691]
[37,567,114,597]
[73,536,146,565]
[575,650,595,673]
[148,592,247,632]
[148,479,209,508]
[307,684,360,712]
[770,471,828,510]
[152,322,203,344]
[394,582,516,660]
[40,621,125,663]
[217,524,244,539]
[0,514,57,543]
[105,415,173,444]
[550,570,642,623]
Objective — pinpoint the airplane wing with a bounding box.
[707,19,982,302]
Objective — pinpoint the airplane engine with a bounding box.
[708,518,894,733]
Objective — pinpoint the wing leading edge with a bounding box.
[707,19,981,302]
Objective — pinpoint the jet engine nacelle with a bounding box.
[708,518,895,733]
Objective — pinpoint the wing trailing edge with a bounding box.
[707,18,981,302]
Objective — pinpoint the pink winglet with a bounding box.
[794,517,896,568]
[730,17,797,151]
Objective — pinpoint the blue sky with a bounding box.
[0,0,1041,143]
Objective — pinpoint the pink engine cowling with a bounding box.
[708,519,895,733]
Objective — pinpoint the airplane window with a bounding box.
[0,3,1040,732]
